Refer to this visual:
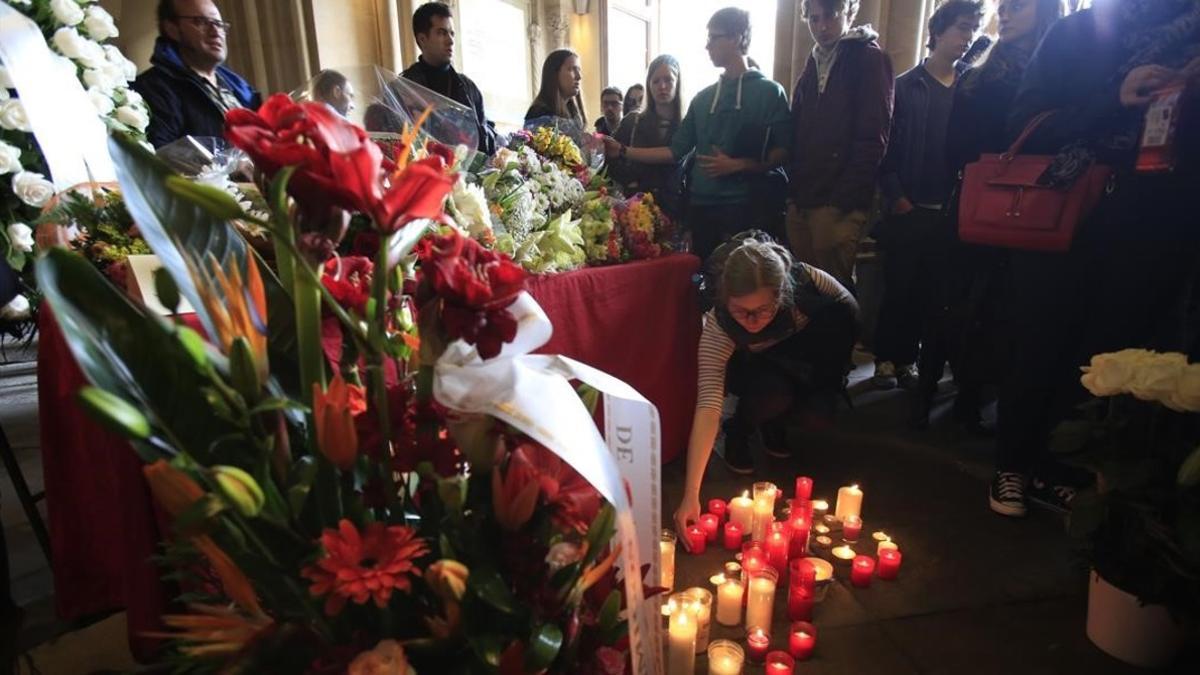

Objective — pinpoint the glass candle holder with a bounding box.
[850,555,876,587]
[788,621,817,660]
[682,587,713,653]
[842,514,863,542]
[745,626,770,664]
[708,498,728,522]
[878,548,902,580]
[723,520,744,550]
[699,513,721,543]
[765,650,795,675]
[745,566,779,631]
[667,597,697,675]
[707,639,744,675]
[716,575,744,626]
[660,529,676,591]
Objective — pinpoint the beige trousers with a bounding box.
[785,203,868,289]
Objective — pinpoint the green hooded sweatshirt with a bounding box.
[670,68,792,206]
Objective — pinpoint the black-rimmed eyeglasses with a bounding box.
[175,15,231,33]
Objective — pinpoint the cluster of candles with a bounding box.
[662,476,905,674]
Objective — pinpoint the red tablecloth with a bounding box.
[37,253,700,658]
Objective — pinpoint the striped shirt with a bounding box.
[696,264,852,412]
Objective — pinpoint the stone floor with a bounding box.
[1,343,1197,673]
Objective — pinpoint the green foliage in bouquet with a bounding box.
[38,91,645,674]
[1051,350,1200,621]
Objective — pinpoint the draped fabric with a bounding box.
[774,0,940,94]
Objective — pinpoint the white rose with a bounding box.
[1080,349,1152,397]
[119,87,143,107]
[0,295,30,321]
[1166,364,1200,412]
[50,0,85,27]
[82,67,116,93]
[83,5,118,40]
[1128,352,1187,403]
[0,141,21,175]
[12,171,55,208]
[115,104,149,131]
[0,99,31,132]
[6,223,34,253]
[87,86,114,115]
[52,27,106,68]
[0,66,11,90]
[0,88,7,102]
[103,45,137,81]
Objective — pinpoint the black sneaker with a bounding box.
[723,426,755,475]
[989,471,1027,517]
[1029,478,1075,514]
[762,420,791,459]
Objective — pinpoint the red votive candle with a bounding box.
[842,514,863,542]
[708,498,728,522]
[788,621,817,660]
[878,548,902,580]
[766,650,795,675]
[699,513,720,543]
[741,543,765,608]
[795,476,813,501]
[723,521,743,550]
[850,555,875,587]
[789,558,816,590]
[787,515,811,559]
[766,528,789,571]
[746,627,770,664]
[686,525,707,555]
[787,584,815,621]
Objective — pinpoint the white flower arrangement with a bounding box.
[1081,349,1200,412]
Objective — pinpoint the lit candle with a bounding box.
[789,558,816,588]
[814,523,831,536]
[842,514,863,542]
[667,601,697,675]
[872,530,891,542]
[878,548,902,580]
[831,544,856,564]
[707,639,744,675]
[787,584,814,621]
[745,568,778,630]
[716,576,744,626]
[708,499,728,522]
[699,513,721,543]
[751,497,774,542]
[729,491,754,533]
[723,521,744,550]
[766,528,789,571]
[803,557,833,583]
[850,555,876,587]
[834,484,863,522]
[745,627,770,664]
[660,529,677,591]
[683,587,713,652]
[787,515,811,559]
[765,650,795,675]
[788,621,817,661]
[686,525,707,555]
[877,539,899,556]
[811,499,829,520]
[813,535,833,549]
[794,476,813,501]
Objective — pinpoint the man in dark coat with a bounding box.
[133,0,261,148]
[400,2,496,155]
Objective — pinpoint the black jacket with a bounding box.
[946,64,1021,176]
[401,58,495,155]
[133,37,261,148]
[878,62,966,209]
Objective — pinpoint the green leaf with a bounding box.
[1178,446,1200,487]
[576,383,600,415]
[36,249,242,464]
[1049,420,1096,458]
[173,494,226,533]
[77,386,151,440]
[581,504,616,569]
[468,567,516,615]
[153,267,181,314]
[164,175,248,221]
[229,337,261,403]
[598,589,621,634]
[524,624,563,673]
[248,397,309,416]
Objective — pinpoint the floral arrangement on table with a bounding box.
[1052,349,1200,622]
[1,0,148,330]
[37,185,149,287]
[38,93,654,673]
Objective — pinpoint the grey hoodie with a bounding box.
[813,25,880,94]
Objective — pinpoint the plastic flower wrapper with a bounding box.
[365,66,480,169]
[518,117,604,171]
[614,192,673,261]
[445,175,495,246]
[156,136,269,237]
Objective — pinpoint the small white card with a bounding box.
[126,254,195,316]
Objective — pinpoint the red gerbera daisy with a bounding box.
[302,519,429,616]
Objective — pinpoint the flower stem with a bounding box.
[369,231,397,510]
[294,266,325,406]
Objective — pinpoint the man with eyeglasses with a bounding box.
[134,0,262,148]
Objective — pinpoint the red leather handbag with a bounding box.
[958,111,1113,252]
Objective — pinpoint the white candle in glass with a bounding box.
[667,602,697,675]
[751,497,774,542]
[684,587,713,653]
[834,484,863,521]
[729,491,754,533]
[744,569,778,630]
[716,577,744,626]
[707,639,745,675]
[660,529,677,591]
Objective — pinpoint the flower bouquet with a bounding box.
[38,94,661,673]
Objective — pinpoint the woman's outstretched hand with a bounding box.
[673,495,701,552]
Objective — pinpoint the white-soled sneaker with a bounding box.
[989,471,1027,517]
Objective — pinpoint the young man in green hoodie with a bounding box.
[603,7,792,260]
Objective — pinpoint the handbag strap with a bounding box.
[1004,110,1057,158]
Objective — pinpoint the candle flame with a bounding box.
[742,490,750,499]
[851,484,860,490]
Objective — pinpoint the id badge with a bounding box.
[1136,83,1186,173]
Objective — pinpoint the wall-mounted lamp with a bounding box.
[574,0,590,15]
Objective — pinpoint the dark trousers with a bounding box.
[726,303,857,441]
[873,208,949,368]
[996,181,1200,479]
[688,200,783,262]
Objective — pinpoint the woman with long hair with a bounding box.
[525,48,587,126]
[609,54,685,215]
[673,233,858,540]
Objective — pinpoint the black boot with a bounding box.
[722,419,755,475]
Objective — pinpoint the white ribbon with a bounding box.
[434,293,663,675]
[0,1,115,188]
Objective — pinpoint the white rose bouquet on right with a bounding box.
[1081,349,1200,413]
